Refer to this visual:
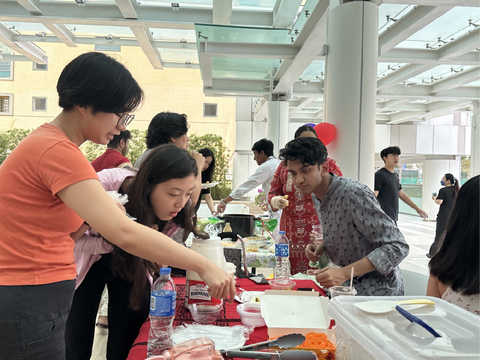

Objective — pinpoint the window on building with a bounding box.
[33,97,47,111]
[33,62,48,71]
[204,103,217,117]
[0,94,13,115]
[0,60,13,80]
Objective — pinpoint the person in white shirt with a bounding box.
[217,139,281,230]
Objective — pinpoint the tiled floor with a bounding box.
[89,213,436,360]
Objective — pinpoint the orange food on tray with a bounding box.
[270,332,336,350]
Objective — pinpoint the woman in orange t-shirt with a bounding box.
[0,52,235,360]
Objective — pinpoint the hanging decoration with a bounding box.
[313,123,336,145]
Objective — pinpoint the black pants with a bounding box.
[65,254,149,360]
[0,279,76,360]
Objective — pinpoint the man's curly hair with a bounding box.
[279,137,328,167]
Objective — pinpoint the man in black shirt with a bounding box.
[374,146,427,223]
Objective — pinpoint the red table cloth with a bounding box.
[127,277,325,360]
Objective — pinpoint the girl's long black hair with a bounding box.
[198,148,215,183]
[429,175,479,295]
[109,144,204,309]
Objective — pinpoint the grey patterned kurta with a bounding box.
[312,176,409,296]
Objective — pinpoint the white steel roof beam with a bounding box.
[0,2,273,28]
[42,24,76,47]
[378,85,480,101]
[13,34,198,49]
[273,0,303,28]
[0,24,47,64]
[377,63,435,91]
[198,42,297,59]
[438,28,480,61]
[114,0,138,19]
[199,52,213,87]
[381,0,479,6]
[213,0,232,25]
[379,48,480,66]
[379,6,452,55]
[130,27,163,69]
[377,99,410,110]
[289,97,318,115]
[14,0,42,15]
[273,1,329,93]
[430,66,480,94]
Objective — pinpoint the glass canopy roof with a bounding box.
[0,0,478,124]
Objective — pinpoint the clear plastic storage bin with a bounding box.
[328,295,480,360]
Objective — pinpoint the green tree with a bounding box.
[188,133,232,200]
[0,127,32,165]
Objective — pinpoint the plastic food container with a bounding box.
[328,295,480,359]
[236,303,266,327]
[268,279,296,290]
[189,303,223,324]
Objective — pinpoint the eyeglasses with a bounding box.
[116,113,135,127]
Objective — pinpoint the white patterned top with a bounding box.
[442,287,480,315]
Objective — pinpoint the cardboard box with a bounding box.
[260,290,332,338]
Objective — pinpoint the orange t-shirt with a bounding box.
[0,124,98,285]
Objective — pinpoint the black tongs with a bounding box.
[220,333,317,359]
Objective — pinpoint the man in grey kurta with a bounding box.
[279,137,408,296]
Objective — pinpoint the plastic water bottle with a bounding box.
[147,267,176,357]
[274,231,290,284]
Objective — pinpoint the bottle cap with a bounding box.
[160,267,172,276]
[279,231,285,235]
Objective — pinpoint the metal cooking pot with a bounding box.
[218,214,259,238]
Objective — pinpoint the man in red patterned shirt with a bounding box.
[91,130,132,172]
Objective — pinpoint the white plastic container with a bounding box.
[185,237,227,309]
[328,295,480,360]
[237,303,266,328]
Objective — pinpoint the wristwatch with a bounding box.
[220,199,227,206]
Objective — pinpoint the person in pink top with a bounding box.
[268,125,342,274]
[66,145,206,360]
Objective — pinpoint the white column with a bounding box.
[471,101,480,177]
[423,158,461,220]
[323,0,378,189]
[267,101,289,157]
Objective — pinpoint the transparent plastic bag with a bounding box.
[106,191,128,205]
[172,323,253,350]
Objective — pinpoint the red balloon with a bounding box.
[313,123,336,145]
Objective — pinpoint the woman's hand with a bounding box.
[197,262,236,303]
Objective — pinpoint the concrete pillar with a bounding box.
[471,101,480,177]
[267,101,289,157]
[323,0,378,189]
[423,158,461,220]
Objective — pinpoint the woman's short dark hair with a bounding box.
[57,52,143,114]
[145,112,189,149]
[294,125,317,139]
[110,144,203,309]
[199,148,215,184]
[279,137,328,167]
[251,138,274,157]
[429,175,479,295]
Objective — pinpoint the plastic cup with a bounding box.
[312,224,323,245]
[329,285,357,297]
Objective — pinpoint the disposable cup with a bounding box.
[329,285,357,297]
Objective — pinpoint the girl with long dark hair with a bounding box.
[66,145,205,359]
[428,173,460,257]
[195,148,216,215]
[427,175,479,314]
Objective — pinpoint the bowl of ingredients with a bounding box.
[236,303,266,327]
[189,302,223,323]
[268,279,296,290]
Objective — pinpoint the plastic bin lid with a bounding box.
[328,295,480,360]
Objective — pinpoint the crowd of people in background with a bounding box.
[0,51,478,360]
